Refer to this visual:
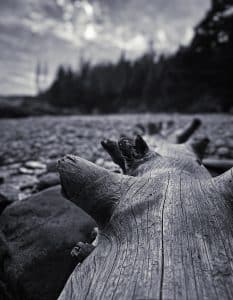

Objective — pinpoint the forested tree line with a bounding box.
[40,0,233,113]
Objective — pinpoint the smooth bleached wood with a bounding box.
[58,119,233,300]
[211,167,233,198]
[57,155,134,226]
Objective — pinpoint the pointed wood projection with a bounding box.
[57,119,233,300]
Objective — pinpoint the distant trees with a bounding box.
[185,0,233,111]
[41,0,233,113]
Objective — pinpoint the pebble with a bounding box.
[0,167,18,180]
[217,147,230,157]
[225,131,233,138]
[227,140,233,149]
[46,159,58,172]
[95,158,104,166]
[19,189,32,201]
[19,167,35,175]
[6,174,38,190]
[215,139,225,147]
[48,150,59,159]
[25,161,46,170]
[0,184,19,202]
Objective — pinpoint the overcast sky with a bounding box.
[0,0,210,95]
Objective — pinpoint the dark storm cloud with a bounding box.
[0,0,210,95]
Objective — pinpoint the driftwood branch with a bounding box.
[101,119,209,176]
[186,136,210,161]
[101,135,152,175]
[101,139,126,173]
[169,118,201,143]
[57,155,133,226]
[102,119,233,176]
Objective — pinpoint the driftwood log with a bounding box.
[57,119,233,300]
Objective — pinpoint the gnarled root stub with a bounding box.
[57,154,133,226]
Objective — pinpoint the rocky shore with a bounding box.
[0,114,232,300]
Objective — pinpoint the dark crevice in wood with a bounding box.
[159,173,170,300]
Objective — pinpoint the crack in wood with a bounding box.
[159,173,170,300]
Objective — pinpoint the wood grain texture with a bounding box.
[58,120,233,300]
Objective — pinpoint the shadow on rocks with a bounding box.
[0,186,96,300]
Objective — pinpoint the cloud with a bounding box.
[76,1,94,17]
[0,0,211,95]
[84,24,98,40]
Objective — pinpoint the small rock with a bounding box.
[33,142,42,149]
[224,131,233,138]
[0,167,18,180]
[19,167,35,175]
[25,161,46,170]
[206,145,216,156]
[46,159,58,172]
[217,147,230,158]
[47,135,57,144]
[6,175,38,190]
[8,163,22,170]
[18,189,32,201]
[48,150,59,159]
[215,139,225,147]
[37,172,60,191]
[7,158,15,164]
[227,140,233,149]
[0,184,19,203]
[95,158,104,166]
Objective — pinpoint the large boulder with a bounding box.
[0,186,96,300]
[0,232,14,300]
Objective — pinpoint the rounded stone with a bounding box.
[217,147,230,157]
[215,139,225,147]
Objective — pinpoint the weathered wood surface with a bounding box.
[57,119,233,300]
